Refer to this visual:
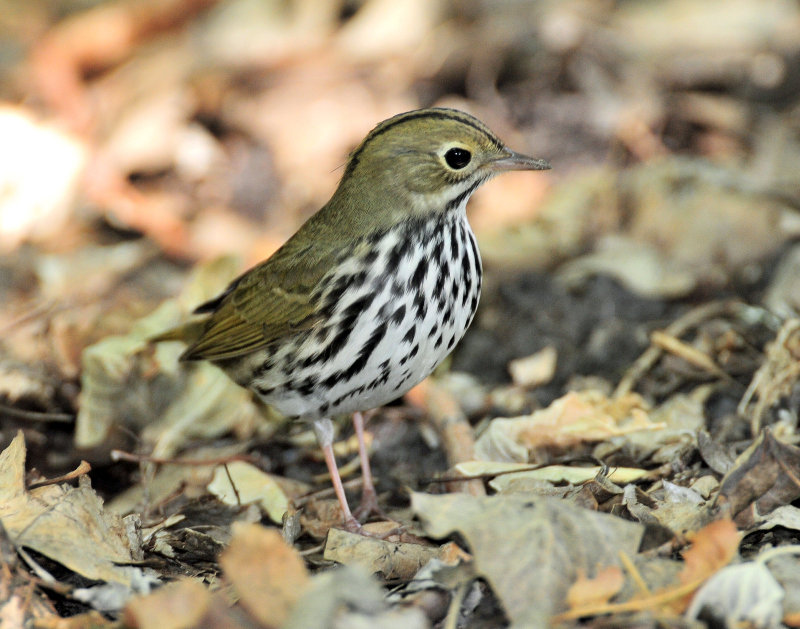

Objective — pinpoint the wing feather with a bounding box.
[180,241,330,362]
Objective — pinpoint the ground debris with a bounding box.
[2,0,800,626]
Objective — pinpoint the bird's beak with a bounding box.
[490,149,551,172]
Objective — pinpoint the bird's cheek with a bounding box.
[404,165,445,194]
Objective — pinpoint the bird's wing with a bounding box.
[180,240,330,362]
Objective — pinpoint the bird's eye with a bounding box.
[444,147,471,169]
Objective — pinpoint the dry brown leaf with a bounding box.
[738,318,800,434]
[558,234,697,298]
[224,58,414,224]
[29,0,218,133]
[123,579,211,629]
[478,168,617,271]
[219,523,310,628]
[324,529,464,582]
[335,0,442,61]
[555,519,740,622]
[717,428,800,527]
[474,390,661,462]
[507,346,558,388]
[566,566,625,609]
[679,519,740,586]
[106,444,242,515]
[299,498,347,539]
[0,106,87,253]
[37,242,159,303]
[0,432,143,587]
[207,461,296,524]
[412,492,643,627]
[623,159,795,282]
[482,158,798,283]
[0,578,64,628]
[764,244,800,319]
[454,462,648,487]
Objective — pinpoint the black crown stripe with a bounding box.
[345,108,504,176]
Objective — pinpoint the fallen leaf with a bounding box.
[208,461,295,524]
[738,318,800,434]
[474,390,661,462]
[451,461,650,492]
[566,566,625,609]
[507,346,558,388]
[717,428,800,526]
[412,492,644,626]
[36,241,158,300]
[106,445,239,514]
[0,432,147,588]
[283,564,427,629]
[0,106,87,252]
[754,505,800,533]
[558,234,697,298]
[219,523,310,627]
[29,611,112,629]
[324,528,464,581]
[76,256,272,452]
[679,519,741,587]
[685,562,783,627]
[123,579,212,629]
[554,519,740,622]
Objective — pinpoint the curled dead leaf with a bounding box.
[219,522,310,627]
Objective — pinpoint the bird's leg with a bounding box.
[313,418,360,532]
[351,411,386,521]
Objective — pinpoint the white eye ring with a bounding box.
[443,147,472,169]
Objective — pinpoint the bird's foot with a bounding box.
[341,515,365,533]
[352,485,390,522]
[337,516,406,539]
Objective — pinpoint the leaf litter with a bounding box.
[2,0,800,627]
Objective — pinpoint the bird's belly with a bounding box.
[246,214,482,420]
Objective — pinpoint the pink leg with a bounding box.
[313,418,360,532]
[352,411,383,520]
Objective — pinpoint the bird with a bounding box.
[153,107,550,531]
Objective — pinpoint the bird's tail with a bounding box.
[148,320,206,351]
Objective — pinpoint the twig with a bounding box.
[406,379,485,497]
[28,460,91,489]
[614,300,748,398]
[17,547,58,585]
[0,299,62,333]
[0,404,74,423]
[650,330,740,387]
[110,449,259,466]
[552,573,712,622]
[223,463,242,505]
[299,542,326,556]
[618,550,650,596]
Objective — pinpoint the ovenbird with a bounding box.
[155,108,550,530]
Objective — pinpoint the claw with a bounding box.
[352,484,390,522]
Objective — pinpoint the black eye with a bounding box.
[444,147,471,169]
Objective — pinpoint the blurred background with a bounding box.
[1,0,800,463]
